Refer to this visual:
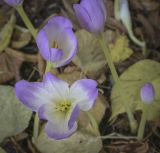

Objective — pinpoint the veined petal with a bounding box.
[36,29,50,61]
[99,0,107,20]
[15,81,50,112]
[43,72,70,99]
[45,121,77,140]
[73,4,92,32]
[70,79,98,111]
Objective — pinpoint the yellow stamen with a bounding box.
[55,101,71,113]
[52,41,58,48]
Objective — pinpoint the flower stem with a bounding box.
[15,5,37,39]
[98,132,137,140]
[15,5,39,141]
[137,104,148,140]
[98,33,137,133]
[32,113,39,142]
[85,111,99,134]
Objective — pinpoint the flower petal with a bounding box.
[39,102,79,140]
[4,0,23,6]
[68,104,80,129]
[70,79,98,111]
[43,73,70,99]
[36,29,50,61]
[45,121,77,140]
[56,28,78,67]
[15,80,50,112]
[48,16,73,29]
[50,48,63,62]
[73,4,92,32]
[74,0,106,33]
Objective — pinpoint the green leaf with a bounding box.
[111,60,160,121]
[0,85,32,142]
[35,127,102,153]
[73,30,134,79]
[0,13,16,53]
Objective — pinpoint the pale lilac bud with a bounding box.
[3,0,23,6]
[140,83,155,104]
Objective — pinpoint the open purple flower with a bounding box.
[140,83,155,104]
[3,0,23,6]
[36,16,77,68]
[73,0,106,34]
[15,73,98,140]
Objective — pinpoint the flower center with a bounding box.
[52,41,58,48]
[55,101,71,113]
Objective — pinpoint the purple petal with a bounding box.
[36,29,50,61]
[73,4,93,32]
[50,48,63,62]
[45,121,77,140]
[15,80,50,112]
[68,104,80,129]
[140,83,155,104]
[48,16,73,29]
[70,79,98,111]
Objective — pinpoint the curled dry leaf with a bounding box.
[73,30,133,79]
[110,35,133,63]
[107,140,149,153]
[0,48,38,83]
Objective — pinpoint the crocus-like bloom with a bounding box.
[3,0,23,6]
[36,16,77,68]
[140,83,155,104]
[15,73,98,140]
[73,0,106,34]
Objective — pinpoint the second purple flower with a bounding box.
[36,16,77,68]
[73,0,106,34]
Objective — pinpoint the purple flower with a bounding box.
[73,0,106,34]
[140,83,155,104]
[3,0,23,6]
[36,16,77,68]
[15,73,98,140]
